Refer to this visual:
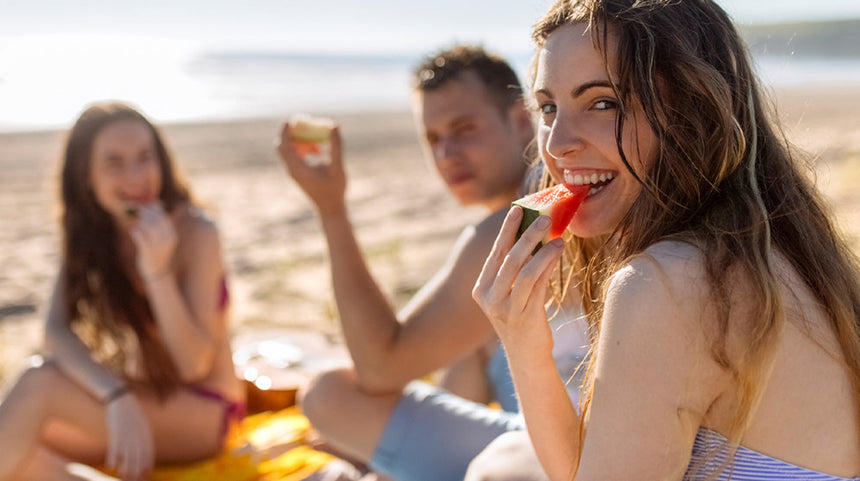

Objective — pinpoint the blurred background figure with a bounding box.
[0,102,243,480]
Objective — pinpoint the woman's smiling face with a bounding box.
[88,119,163,227]
[533,22,658,239]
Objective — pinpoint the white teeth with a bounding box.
[589,184,606,196]
[564,171,616,186]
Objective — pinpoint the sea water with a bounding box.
[1,37,858,133]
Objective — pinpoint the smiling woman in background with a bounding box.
[471,0,860,479]
[0,102,243,480]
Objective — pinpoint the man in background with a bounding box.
[277,45,535,481]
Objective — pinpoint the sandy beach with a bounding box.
[1,84,859,386]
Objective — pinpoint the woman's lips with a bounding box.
[124,195,156,205]
[447,172,475,186]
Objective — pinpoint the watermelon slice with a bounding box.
[512,183,590,246]
[290,115,334,165]
[290,114,333,143]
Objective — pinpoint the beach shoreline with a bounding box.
[2,85,859,385]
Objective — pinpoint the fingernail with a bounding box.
[536,216,551,229]
[549,237,564,248]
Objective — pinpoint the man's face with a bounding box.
[412,70,531,211]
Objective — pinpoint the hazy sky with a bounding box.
[2,0,860,55]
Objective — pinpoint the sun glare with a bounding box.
[0,34,210,130]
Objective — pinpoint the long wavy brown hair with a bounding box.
[531,0,860,473]
[60,101,193,398]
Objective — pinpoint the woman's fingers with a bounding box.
[117,425,153,481]
[133,203,166,234]
[474,207,556,322]
[510,237,564,312]
[130,204,176,259]
[141,420,155,477]
[474,206,523,304]
[106,439,118,472]
[122,443,135,481]
[117,436,133,480]
[492,213,551,302]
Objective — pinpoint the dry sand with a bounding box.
[1,85,859,386]
[0,110,484,385]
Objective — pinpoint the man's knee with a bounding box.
[465,431,548,481]
[299,367,360,427]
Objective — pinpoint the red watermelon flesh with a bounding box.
[512,183,590,244]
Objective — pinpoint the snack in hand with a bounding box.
[512,183,590,248]
[290,114,334,166]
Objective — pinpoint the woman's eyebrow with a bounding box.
[572,80,613,98]
[534,80,613,99]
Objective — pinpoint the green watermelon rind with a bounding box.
[290,119,333,143]
[511,203,546,254]
[513,204,542,239]
[512,183,589,251]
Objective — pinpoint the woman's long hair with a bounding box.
[532,0,860,469]
[60,101,193,397]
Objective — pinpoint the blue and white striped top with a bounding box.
[684,428,860,480]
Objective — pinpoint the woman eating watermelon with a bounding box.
[471,0,860,479]
[0,102,244,480]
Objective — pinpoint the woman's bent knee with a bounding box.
[9,362,68,405]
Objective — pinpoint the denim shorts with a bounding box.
[368,380,525,481]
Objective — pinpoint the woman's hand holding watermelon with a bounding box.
[472,205,564,363]
[473,206,580,479]
[130,202,178,283]
[276,121,347,217]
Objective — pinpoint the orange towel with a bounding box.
[110,407,336,481]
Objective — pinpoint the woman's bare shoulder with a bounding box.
[603,241,723,372]
[612,240,708,304]
[175,204,220,237]
[173,204,223,263]
[597,240,731,431]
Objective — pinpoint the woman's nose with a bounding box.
[121,162,149,183]
[543,114,584,161]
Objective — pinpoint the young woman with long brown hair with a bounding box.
[0,102,243,480]
[472,0,860,479]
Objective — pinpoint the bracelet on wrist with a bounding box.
[104,385,130,404]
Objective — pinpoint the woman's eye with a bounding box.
[594,99,617,111]
[103,157,123,170]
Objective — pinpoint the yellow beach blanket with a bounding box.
[148,407,336,481]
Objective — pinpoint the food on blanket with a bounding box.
[232,331,350,414]
[512,183,590,246]
[234,337,304,414]
[290,114,334,166]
